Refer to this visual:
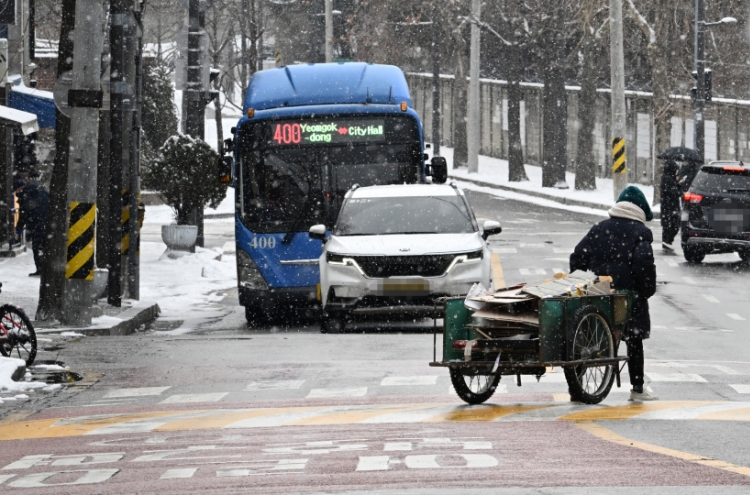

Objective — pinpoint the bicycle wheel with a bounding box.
[449,367,501,405]
[563,305,615,404]
[0,305,37,366]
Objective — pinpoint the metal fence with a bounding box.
[407,73,750,185]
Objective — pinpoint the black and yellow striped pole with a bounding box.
[612,136,626,174]
[62,0,104,326]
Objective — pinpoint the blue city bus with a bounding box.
[229,62,447,325]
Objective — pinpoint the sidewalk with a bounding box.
[437,147,662,219]
[0,197,238,336]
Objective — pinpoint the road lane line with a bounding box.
[490,253,505,289]
[154,408,319,432]
[703,295,720,303]
[160,393,228,404]
[424,404,552,423]
[729,385,750,394]
[306,387,368,398]
[103,387,171,398]
[557,401,716,422]
[491,247,516,254]
[728,313,746,321]
[682,277,697,284]
[666,259,678,267]
[160,468,197,479]
[245,380,305,391]
[381,376,438,386]
[645,373,707,383]
[574,421,750,478]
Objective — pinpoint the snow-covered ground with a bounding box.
[0,356,60,404]
[436,146,660,215]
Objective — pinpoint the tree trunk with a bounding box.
[37,0,76,321]
[575,35,598,190]
[452,43,469,169]
[507,45,527,182]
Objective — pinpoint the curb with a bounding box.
[450,174,662,220]
[36,303,161,336]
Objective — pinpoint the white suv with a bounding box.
[309,183,501,333]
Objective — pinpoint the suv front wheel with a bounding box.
[683,245,705,264]
[321,311,346,334]
[739,250,750,263]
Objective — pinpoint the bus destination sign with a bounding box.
[270,119,386,146]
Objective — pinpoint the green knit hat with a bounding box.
[617,185,653,221]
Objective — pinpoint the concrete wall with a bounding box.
[407,73,750,185]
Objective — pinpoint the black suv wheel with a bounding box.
[683,245,705,264]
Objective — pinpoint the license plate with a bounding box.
[379,279,430,295]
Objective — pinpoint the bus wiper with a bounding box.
[281,195,313,244]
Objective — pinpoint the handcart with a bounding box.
[429,273,632,405]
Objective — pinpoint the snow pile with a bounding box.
[0,356,49,403]
[437,146,660,213]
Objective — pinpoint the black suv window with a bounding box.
[691,167,750,194]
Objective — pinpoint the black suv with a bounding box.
[681,161,750,263]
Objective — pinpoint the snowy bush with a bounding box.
[142,134,226,225]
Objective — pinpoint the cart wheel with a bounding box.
[449,368,501,405]
[563,305,616,404]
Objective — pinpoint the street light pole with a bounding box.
[694,0,705,156]
[466,0,481,174]
[431,3,440,156]
[610,0,627,200]
[324,0,333,63]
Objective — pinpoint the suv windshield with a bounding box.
[334,196,475,236]
[691,167,750,194]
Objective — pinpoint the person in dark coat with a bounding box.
[660,159,681,251]
[570,185,658,401]
[14,179,49,276]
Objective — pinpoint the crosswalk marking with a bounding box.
[519,268,546,275]
[246,380,305,391]
[645,373,707,383]
[730,385,750,394]
[160,393,227,404]
[553,248,572,254]
[381,376,438,386]
[728,313,746,321]
[665,259,678,267]
[492,247,517,254]
[702,295,720,303]
[520,243,545,248]
[103,387,171,398]
[306,388,368,399]
[682,277,697,284]
[712,366,741,375]
[161,468,197,479]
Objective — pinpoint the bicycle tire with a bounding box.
[0,304,37,366]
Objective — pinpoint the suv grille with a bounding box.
[351,255,455,277]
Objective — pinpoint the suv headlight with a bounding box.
[237,249,269,290]
[326,252,364,274]
[446,250,484,273]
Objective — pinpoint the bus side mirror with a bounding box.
[482,220,502,240]
[429,156,448,184]
[309,224,327,242]
[219,156,233,184]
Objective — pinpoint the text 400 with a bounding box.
[249,236,277,249]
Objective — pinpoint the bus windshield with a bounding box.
[238,115,422,234]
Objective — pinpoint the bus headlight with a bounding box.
[237,249,269,290]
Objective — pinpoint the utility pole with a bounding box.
[431,2,440,155]
[324,0,333,63]
[466,0,480,173]
[108,0,127,307]
[62,0,104,326]
[693,0,705,156]
[610,0,627,200]
[127,2,144,300]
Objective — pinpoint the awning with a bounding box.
[0,105,39,135]
[7,76,56,129]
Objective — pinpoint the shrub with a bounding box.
[142,134,226,225]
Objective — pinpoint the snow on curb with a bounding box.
[0,356,55,403]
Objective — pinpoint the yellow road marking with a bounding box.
[558,401,715,422]
[575,421,750,478]
[695,407,750,421]
[290,404,429,426]
[490,253,505,290]
[156,407,319,431]
[425,404,551,422]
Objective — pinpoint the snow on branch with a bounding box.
[461,14,513,46]
[624,0,656,45]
